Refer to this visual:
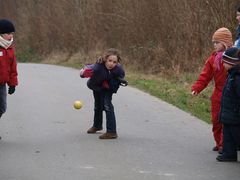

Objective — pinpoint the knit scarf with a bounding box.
[214,51,223,71]
[0,35,13,49]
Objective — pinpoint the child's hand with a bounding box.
[191,91,198,96]
[8,86,15,95]
[80,68,93,78]
[118,78,128,86]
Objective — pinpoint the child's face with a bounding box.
[212,41,225,52]
[223,62,233,71]
[1,33,14,41]
[105,55,118,70]
[236,12,240,24]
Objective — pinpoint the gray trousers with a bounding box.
[0,84,7,118]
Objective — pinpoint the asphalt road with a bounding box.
[0,63,239,180]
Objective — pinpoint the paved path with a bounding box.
[0,63,239,180]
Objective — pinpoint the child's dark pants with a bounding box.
[93,90,116,133]
[222,124,240,158]
[0,84,7,118]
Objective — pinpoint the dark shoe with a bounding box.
[87,127,103,134]
[212,146,218,151]
[99,132,118,139]
[216,155,237,162]
[218,148,223,154]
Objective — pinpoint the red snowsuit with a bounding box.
[0,46,18,86]
[191,52,227,150]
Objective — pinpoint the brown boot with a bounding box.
[99,132,118,139]
[87,127,103,134]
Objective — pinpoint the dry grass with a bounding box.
[1,0,240,73]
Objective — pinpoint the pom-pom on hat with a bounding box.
[212,27,233,48]
[0,19,15,34]
[222,47,240,65]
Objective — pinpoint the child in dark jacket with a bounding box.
[0,19,18,123]
[234,5,240,48]
[80,48,127,139]
[216,47,240,162]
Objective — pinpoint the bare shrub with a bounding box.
[0,0,239,73]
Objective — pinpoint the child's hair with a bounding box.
[97,48,122,63]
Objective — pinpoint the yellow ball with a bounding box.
[73,100,82,109]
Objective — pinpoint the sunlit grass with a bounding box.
[126,72,212,124]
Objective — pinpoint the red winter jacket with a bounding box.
[0,46,18,86]
[191,52,227,102]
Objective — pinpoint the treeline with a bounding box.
[0,0,239,73]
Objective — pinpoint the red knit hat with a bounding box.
[212,27,233,48]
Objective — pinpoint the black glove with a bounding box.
[118,78,128,86]
[8,86,15,95]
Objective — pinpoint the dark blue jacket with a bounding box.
[234,25,240,48]
[86,63,125,93]
[219,65,240,124]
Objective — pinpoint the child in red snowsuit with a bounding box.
[191,27,233,153]
[0,19,18,140]
[0,19,18,118]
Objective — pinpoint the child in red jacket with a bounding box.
[0,19,18,124]
[191,27,233,153]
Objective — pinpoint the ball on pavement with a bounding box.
[73,100,82,109]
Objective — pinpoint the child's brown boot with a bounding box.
[87,127,103,134]
[99,132,118,139]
